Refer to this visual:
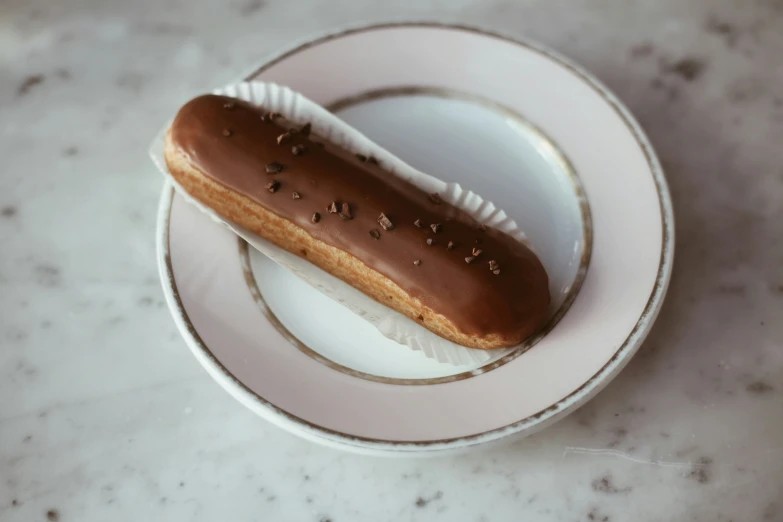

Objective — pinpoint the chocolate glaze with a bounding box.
[170,94,550,340]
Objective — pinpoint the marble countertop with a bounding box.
[1,0,782,520]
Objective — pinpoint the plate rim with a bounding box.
[242,84,593,385]
[156,21,674,454]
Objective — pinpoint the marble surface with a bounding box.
[1,0,782,520]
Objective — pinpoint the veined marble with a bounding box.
[1,0,782,520]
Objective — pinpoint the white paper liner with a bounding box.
[150,81,531,366]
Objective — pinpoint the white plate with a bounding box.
[157,23,673,455]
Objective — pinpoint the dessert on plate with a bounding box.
[165,94,550,349]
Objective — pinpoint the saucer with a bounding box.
[157,23,673,455]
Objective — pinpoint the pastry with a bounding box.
[165,94,550,349]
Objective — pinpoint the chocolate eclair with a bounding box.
[165,94,550,349]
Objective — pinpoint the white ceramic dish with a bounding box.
[156,23,673,456]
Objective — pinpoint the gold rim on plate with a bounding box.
[239,84,592,386]
[158,22,673,451]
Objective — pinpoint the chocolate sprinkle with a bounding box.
[430,223,441,234]
[292,192,300,200]
[312,212,321,223]
[299,123,312,136]
[292,144,306,156]
[413,259,421,266]
[269,112,281,120]
[223,102,235,109]
[260,113,270,122]
[465,256,475,264]
[377,213,395,231]
[367,156,379,165]
[369,229,381,240]
[426,238,434,246]
[313,141,325,148]
[488,260,499,270]
[277,132,291,145]
[266,180,280,193]
[447,241,455,250]
[414,219,424,228]
[327,201,338,214]
[428,193,442,205]
[222,129,233,137]
[472,248,483,257]
[265,161,284,174]
[355,153,367,162]
[493,269,501,275]
[339,202,352,220]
